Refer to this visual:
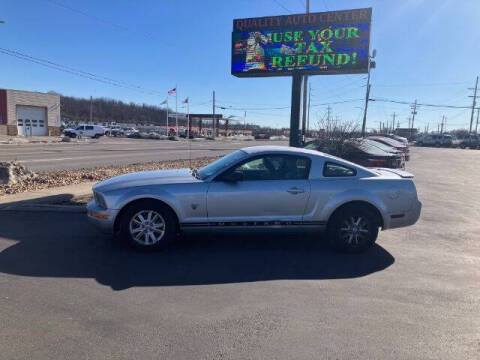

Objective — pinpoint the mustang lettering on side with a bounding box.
[87,146,422,253]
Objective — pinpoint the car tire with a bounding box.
[119,201,177,251]
[327,204,380,253]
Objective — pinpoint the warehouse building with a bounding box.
[0,89,61,136]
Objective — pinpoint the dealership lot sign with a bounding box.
[232,8,372,77]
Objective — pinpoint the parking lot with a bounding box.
[0,147,479,359]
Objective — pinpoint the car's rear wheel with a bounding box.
[120,201,177,251]
[327,205,380,253]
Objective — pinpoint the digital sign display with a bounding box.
[232,8,372,77]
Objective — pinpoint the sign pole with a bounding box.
[289,73,302,147]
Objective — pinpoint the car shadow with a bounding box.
[0,210,395,291]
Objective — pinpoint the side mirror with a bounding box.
[222,171,243,182]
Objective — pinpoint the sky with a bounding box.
[1,0,480,131]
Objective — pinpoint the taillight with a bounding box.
[367,158,388,167]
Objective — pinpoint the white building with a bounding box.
[0,89,61,136]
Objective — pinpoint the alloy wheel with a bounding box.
[339,216,370,247]
[129,210,166,245]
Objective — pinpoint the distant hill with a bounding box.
[60,96,169,125]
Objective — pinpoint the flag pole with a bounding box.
[166,97,169,135]
[187,99,190,139]
[175,84,178,135]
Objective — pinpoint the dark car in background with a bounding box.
[304,138,405,169]
[458,134,480,149]
[416,133,453,147]
[368,136,410,161]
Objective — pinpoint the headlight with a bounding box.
[94,192,107,209]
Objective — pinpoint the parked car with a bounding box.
[127,131,142,139]
[304,139,405,169]
[384,133,409,145]
[122,127,138,137]
[105,125,124,137]
[63,124,105,139]
[458,134,480,149]
[368,136,410,161]
[88,146,421,253]
[416,134,453,147]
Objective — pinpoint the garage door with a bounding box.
[16,105,48,136]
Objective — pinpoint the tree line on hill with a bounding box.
[60,96,169,125]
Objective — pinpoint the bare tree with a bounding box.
[312,115,360,158]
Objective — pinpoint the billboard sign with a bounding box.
[232,8,372,77]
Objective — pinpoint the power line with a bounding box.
[374,81,471,87]
[0,47,164,96]
[272,0,293,13]
[44,0,155,39]
[215,98,363,111]
[371,98,478,110]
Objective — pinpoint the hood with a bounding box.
[93,168,199,192]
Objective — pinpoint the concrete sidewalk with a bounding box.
[0,182,95,212]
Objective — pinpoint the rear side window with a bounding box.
[86,126,94,130]
[323,162,356,177]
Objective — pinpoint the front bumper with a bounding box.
[86,200,119,234]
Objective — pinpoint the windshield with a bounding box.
[197,150,247,180]
[364,139,398,153]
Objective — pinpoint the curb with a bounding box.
[0,203,87,213]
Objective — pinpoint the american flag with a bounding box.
[182,97,189,104]
[168,87,176,95]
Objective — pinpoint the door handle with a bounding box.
[286,187,305,194]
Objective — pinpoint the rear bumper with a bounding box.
[86,200,118,234]
[386,200,422,229]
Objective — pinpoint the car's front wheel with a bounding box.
[327,204,380,253]
[120,201,177,251]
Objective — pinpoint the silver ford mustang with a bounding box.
[87,146,421,253]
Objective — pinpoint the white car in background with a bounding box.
[87,146,422,253]
[64,124,105,139]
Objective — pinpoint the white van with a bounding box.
[64,125,105,139]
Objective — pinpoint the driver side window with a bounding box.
[223,155,311,181]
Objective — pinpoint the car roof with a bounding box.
[241,145,326,157]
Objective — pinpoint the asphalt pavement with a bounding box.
[0,147,479,359]
[0,137,287,171]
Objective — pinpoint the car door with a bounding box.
[206,154,311,223]
[76,125,85,136]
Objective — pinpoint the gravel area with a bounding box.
[0,157,218,196]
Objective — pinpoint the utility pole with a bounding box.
[476,108,479,133]
[301,0,310,141]
[89,96,93,124]
[212,90,216,137]
[391,112,396,133]
[175,84,178,135]
[468,76,479,134]
[410,99,418,138]
[306,82,311,136]
[440,115,445,134]
[244,110,247,132]
[361,49,376,137]
[426,123,429,133]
